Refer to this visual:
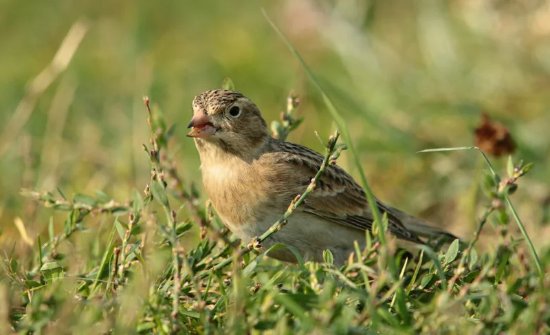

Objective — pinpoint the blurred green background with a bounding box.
[1,0,549,251]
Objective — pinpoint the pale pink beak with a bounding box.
[187,111,217,138]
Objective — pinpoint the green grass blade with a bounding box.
[504,196,543,277]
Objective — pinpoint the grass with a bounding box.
[2,91,549,334]
[1,1,550,334]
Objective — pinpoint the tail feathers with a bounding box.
[403,220,458,241]
[387,205,459,245]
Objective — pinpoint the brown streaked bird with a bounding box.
[187,89,456,264]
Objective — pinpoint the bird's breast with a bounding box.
[201,159,273,232]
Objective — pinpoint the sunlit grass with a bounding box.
[1,1,550,333]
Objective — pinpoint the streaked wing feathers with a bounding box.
[269,141,422,243]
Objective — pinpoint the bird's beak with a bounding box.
[187,110,217,138]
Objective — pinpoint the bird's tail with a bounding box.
[387,205,459,244]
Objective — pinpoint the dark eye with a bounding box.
[228,105,241,117]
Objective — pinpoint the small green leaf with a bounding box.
[222,77,235,90]
[520,162,534,176]
[468,248,478,270]
[110,206,129,216]
[180,310,200,319]
[270,121,283,138]
[95,190,111,204]
[419,273,434,289]
[24,280,43,289]
[137,322,155,332]
[444,239,460,265]
[40,261,64,280]
[506,155,514,177]
[53,203,72,211]
[322,249,334,265]
[151,180,169,208]
[9,259,18,272]
[254,320,276,331]
[497,209,509,225]
[495,246,512,282]
[176,222,192,236]
[73,193,97,207]
[114,217,126,240]
[132,190,144,212]
[40,261,62,271]
[131,223,142,236]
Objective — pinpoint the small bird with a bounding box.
[187,89,456,264]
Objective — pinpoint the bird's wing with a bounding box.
[267,141,423,243]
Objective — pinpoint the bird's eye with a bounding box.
[228,105,241,117]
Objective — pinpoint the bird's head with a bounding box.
[188,90,269,156]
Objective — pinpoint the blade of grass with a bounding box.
[90,226,116,296]
[504,196,542,277]
[390,256,408,308]
[406,250,424,294]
